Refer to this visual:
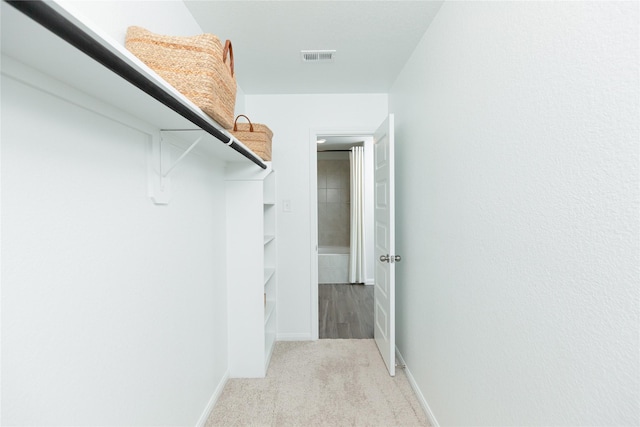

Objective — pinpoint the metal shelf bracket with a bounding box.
[160,130,205,178]
[147,129,205,205]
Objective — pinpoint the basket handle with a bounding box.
[223,40,234,77]
[233,115,254,132]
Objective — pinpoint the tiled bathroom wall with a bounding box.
[318,152,350,248]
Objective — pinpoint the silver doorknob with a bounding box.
[379,254,390,262]
[394,255,402,262]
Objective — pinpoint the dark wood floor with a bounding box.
[319,284,374,339]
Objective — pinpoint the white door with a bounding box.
[373,114,396,376]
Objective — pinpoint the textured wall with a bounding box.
[317,155,350,248]
[390,1,639,425]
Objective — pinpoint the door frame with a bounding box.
[308,127,376,340]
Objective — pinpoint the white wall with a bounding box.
[1,2,230,426]
[245,94,387,338]
[60,0,204,40]
[390,1,639,426]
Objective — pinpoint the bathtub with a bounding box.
[318,246,350,284]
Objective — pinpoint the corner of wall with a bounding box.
[195,370,230,427]
[395,348,439,427]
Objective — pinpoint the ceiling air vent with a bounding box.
[301,50,336,63]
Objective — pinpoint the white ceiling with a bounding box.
[184,1,443,95]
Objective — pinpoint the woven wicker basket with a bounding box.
[231,115,273,161]
[125,26,236,129]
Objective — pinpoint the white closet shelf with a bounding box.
[1,0,266,169]
[264,301,276,325]
[264,268,276,286]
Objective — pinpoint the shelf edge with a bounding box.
[5,0,267,169]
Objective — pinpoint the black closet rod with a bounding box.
[6,0,266,170]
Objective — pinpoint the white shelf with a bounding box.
[226,168,276,378]
[1,1,265,168]
[264,268,276,285]
[264,301,276,325]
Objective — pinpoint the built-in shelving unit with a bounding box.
[262,170,277,365]
[1,0,266,169]
[264,268,276,284]
[226,163,277,378]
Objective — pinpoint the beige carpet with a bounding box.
[206,339,429,426]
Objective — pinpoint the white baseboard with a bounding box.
[276,332,313,341]
[395,348,439,427]
[195,370,229,427]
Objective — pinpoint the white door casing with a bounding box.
[373,114,396,376]
[309,127,376,341]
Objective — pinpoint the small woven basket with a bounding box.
[231,115,273,161]
[125,26,236,129]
